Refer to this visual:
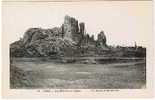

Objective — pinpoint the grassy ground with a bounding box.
[11,58,146,89]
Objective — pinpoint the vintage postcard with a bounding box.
[1,0,154,98]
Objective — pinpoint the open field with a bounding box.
[11,57,146,89]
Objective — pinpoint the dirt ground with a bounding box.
[11,58,146,89]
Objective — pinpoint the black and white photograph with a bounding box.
[1,0,154,98]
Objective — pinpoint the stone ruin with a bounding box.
[62,15,107,48]
[11,15,108,57]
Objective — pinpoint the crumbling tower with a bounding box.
[63,15,79,40]
[97,31,107,48]
[79,22,85,35]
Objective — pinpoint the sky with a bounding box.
[2,1,152,47]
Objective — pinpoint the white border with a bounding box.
[1,1,154,99]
